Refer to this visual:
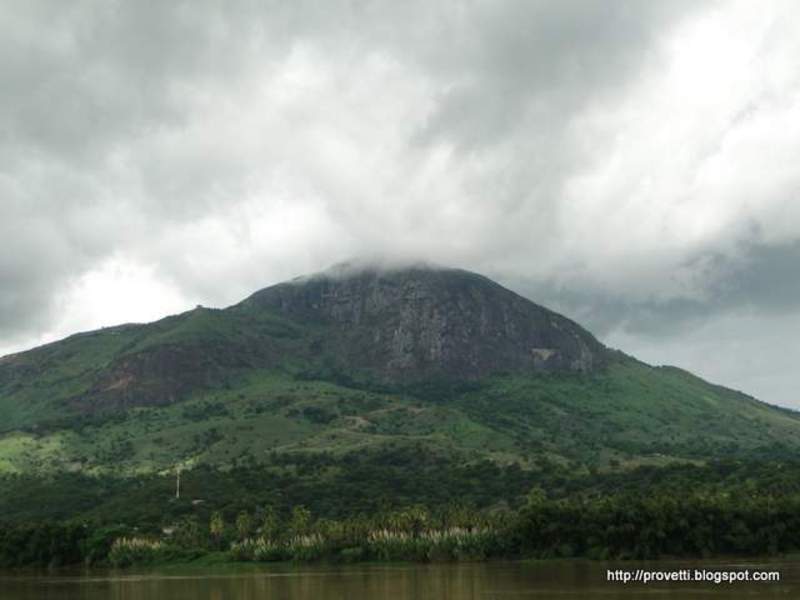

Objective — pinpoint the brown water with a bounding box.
[1,559,798,599]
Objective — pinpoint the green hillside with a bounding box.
[1,263,799,522]
[1,359,798,478]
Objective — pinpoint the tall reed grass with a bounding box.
[230,526,502,563]
[108,537,165,566]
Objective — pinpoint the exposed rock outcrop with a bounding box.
[241,262,607,381]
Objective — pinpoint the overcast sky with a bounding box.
[2,0,799,407]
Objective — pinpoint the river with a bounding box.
[1,559,798,599]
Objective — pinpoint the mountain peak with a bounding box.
[241,262,607,381]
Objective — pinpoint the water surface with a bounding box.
[1,559,797,599]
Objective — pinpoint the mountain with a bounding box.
[238,262,607,381]
[1,262,800,519]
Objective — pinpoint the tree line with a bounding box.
[4,487,800,567]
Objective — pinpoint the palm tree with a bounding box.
[210,511,225,548]
[235,511,252,541]
[260,505,279,540]
[289,506,312,537]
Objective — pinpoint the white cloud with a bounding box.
[1,0,799,405]
[0,258,190,358]
[555,0,800,300]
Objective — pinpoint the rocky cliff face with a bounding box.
[241,263,608,382]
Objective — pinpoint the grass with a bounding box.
[0,431,78,474]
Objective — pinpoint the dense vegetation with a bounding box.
[5,466,800,567]
[2,362,799,480]
[3,459,800,567]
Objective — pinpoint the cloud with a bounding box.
[604,309,800,408]
[1,1,799,405]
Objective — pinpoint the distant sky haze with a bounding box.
[2,0,799,407]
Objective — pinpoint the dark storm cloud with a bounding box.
[714,240,800,315]
[504,237,800,343]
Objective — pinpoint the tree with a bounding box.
[235,511,252,541]
[261,505,280,540]
[174,517,203,549]
[289,506,312,537]
[210,511,225,548]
